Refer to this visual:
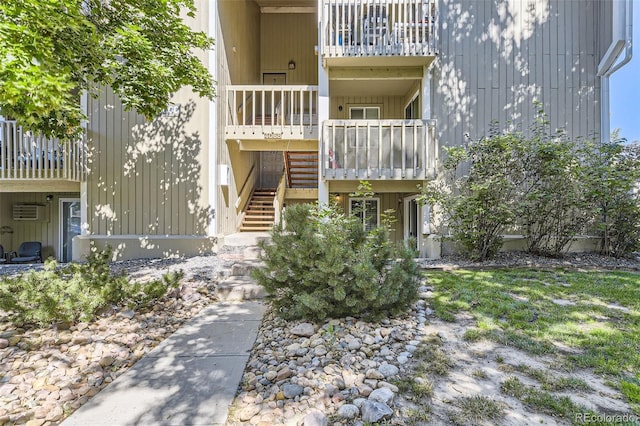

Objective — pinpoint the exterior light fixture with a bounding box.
[288,60,296,70]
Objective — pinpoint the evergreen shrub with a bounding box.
[0,247,183,326]
[252,203,420,321]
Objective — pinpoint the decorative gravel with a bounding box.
[1,251,638,425]
[418,251,640,271]
[0,254,223,426]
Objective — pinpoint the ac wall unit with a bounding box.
[13,204,49,221]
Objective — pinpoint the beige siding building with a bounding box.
[0,0,633,261]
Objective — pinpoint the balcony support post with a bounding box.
[318,0,330,205]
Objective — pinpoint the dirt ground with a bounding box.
[408,314,636,425]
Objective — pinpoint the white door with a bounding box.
[59,198,81,262]
[404,195,421,250]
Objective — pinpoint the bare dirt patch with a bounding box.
[400,315,636,425]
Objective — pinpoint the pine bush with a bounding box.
[253,203,420,321]
[0,247,183,326]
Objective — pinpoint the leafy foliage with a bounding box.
[252,203,420,322]
[584,137,640,257]
[0,0,214,138]
[517,111,592,256]
[0,248,183,326]
[422,109,640,260]
[421,125,525,260]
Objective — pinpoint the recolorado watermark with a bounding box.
[575,413,639,424]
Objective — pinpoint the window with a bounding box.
[349,106,380,120]
[349,198,380,232]
[405,94,420,119]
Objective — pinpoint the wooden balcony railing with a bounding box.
[322,0,438,57]
[322,119,436,180]
[226,85,319,140]
[0,119,86,182]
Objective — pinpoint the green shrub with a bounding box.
[518,113,592,257]
[421,125,525,260]
[584,137,640,257]
[252,203,420,321]
[422,109,640,260]
[0,248,183,326]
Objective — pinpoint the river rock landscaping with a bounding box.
[0,255,222,426]
[1,251,639,425]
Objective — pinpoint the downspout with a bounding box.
[597,0,633,142]
[208,0,218,237]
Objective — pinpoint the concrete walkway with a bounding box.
[62,301,266,426]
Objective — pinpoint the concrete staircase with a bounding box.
[239,189,276,232]
[215,233,269,302]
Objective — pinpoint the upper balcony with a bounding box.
[225,85,319,150]
[321,119,436,181]
[0,119,86,191]
[321,0,438,66]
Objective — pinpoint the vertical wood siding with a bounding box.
[261,14,319,85]
[215,0,262,235]
[219,0,262,84]
[434,0,605,152]
[86,0,212,237]
[330,95,407,119]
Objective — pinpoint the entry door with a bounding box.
[59,198,81,262]
[404,196,420,250]
[260,151,284,188]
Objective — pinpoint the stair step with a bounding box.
[240,227,272,232]
[215,276,266,301]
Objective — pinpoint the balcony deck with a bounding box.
[0,120,86,191]
[322,0,438,64]
[225,85,319,148]
[322,119,436,181]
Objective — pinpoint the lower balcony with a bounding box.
[225,85,319,148]
[0,119,86,191]
[321,119,436,180]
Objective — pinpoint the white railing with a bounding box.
[226,85,319,140]
[322,119,436,180]
[322,0,438,57]
[0,119,86,182]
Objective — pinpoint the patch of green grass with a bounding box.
[621,378,640,404]
[394,376,434,399]
[463,328,483,342]
[500,376,587,419]
[449,395,505,425]
[415,345,453,376]
[411,335,452,376]
[472,369,488,379]
[513,364,591,392]
[404,407,431,425]
[426,269,640,376]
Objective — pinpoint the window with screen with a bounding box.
[349,107,380,120]
[349,198,380,232]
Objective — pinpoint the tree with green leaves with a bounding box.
[584,136,640,257]
[0,0,215,139]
